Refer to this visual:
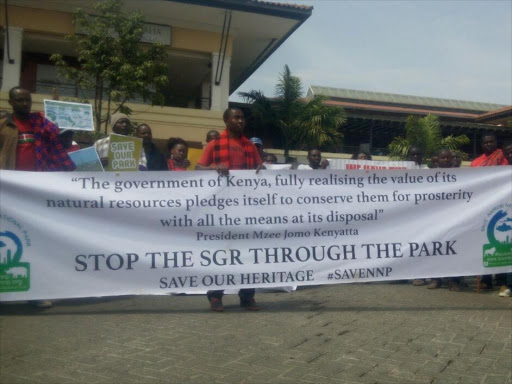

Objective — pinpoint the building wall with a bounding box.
[0,5,233,56]
[0,5,233,141]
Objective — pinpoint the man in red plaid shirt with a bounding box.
[196,107,263,312]
[0,87,75,309]
[0,87,75,172]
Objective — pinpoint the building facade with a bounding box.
[0,0,312,145]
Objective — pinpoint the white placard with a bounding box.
[44,100,94,131]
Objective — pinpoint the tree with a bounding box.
[240,65,345,161]
[388,114,469,163]
[51,0,168,134]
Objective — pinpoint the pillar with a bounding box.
[210,52,231,111]
[201,79,211,110]
[1,27,23,92]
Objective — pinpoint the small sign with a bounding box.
[44,100,94,131]
[327,159,419,170]
[68,147,104,172]
[141,23,171,45]
[107,134,142,172]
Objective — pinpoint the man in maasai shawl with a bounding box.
[196,107,263,312]
[470,133,507,167]
[0,87,76,309]
[0,87,75,172]
[471,133,508,289]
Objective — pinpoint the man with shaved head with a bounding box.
[0,87,75,172]
[0,87,76,308]
[196,107,263,312]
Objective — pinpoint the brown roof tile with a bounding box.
[475,105,512,121]
[324,100,481,119]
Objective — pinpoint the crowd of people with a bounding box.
[1,87,511,311]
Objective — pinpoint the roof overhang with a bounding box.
[168,0,312,92]
[7,0,312,94]
[308,85,506,114]
[474,105,512,125]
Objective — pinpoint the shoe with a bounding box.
[208,297,224,312]
[240,298,260,311]
[499,289,511,297]
[30,300,52,308]
[412,279,426,286]
[426,281,441,289]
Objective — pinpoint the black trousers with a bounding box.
[481,274,507,287]
[207,289,255,301]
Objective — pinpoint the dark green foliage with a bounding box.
[51,0,168,133]
[240,65,345,161]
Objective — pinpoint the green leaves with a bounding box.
[388,114,470,162]
[50,0,168,132]
[240,66,345,161]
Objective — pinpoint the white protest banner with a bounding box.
[328,159,418,170]
[0,168,511,301]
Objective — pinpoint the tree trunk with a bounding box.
[105,90,112,134]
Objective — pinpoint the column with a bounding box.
[201,79,211,110]
[1,27,23,92]
[210,52,231,111]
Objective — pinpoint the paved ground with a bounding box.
[1,281,511,384]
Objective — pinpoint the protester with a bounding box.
[167,137,190,171]
[94,113,147,170]
[196,107,263,312]
[205,130,220,143]
[59,130,80,153]
[426,149,462,291]
[136,124,167,170]
[451,151,462,168]
[503,142,512,165]
[471,133,507,290]
[250,137,265,159]
[297,148,329,170]
[0,87,76,308]
[471,133,507,167]
[408,145,428,169]
[264,153,278,164]
[0,87,75,173]
[351,151,372,161]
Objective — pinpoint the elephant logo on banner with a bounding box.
[0,230,31,293]
[482,206,512,268]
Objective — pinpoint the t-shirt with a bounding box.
[198,137,261,170]
[14,116,36,171]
